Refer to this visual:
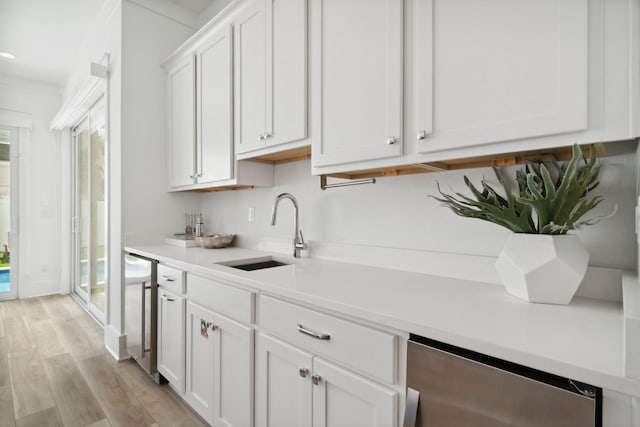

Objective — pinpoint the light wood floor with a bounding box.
[0,294,208,427]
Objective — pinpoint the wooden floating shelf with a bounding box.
[324,144,605,181]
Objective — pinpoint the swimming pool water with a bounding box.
[0,269,9,293]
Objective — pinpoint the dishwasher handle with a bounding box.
[403,387,420,427]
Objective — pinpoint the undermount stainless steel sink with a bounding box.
[217,257,290,271]
[228,260,289,271]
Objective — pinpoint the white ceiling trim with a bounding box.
[50,77,105,130]
[0,109,32,129]
[127,0,199,30]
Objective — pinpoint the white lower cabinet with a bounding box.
[257,333,397,427]
[157,288,185,392]
[185,301,254,426]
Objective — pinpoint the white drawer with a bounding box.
[157,264,185,294]
[187,274,253,325]
[259,295,396,384]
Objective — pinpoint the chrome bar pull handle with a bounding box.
[161,275,175,282]
[386,136,397,145]
[299,368,309,378]
[161,294,175,302]
[403,387,420,427]
[297,323,331,340]
[311,374,321,385]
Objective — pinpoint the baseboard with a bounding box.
[104,324,128,361]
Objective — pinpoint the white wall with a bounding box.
[200,142,637,272]
[121,0,200,247]
[0,74,63,298]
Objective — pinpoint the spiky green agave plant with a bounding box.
[432,145,612,235]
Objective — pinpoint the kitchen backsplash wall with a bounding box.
[200,142,638,273]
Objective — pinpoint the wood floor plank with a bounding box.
[15,406,64,427]
[53,317,103,362]
[115,359,209,427]
[79,354,158,427]
[41,295,76,322]
[4,316,34,354]
[43,353,106,427]
[28,319,67,359]
[0,336,10,387]
[8,349,57,419]
[85,419,112,427]
[0,385,16,427]
[1,299,23,319]
[20,297,48,320]
[2,295,207,427]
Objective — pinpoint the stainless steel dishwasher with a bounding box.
[404,334,601,427]
[124,252,160,382]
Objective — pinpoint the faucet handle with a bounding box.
[296,230,308,250]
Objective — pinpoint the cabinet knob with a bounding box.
[258,134,264,141]
[311,374,321,385]
[416,131,428,141]
[386,137,397,145]
[299,368,309,378]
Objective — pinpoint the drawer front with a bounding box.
[259,295,396,384]
[158,264,185,294]
[187,274,253,325]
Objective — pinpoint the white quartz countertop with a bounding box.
[125,244,640,397]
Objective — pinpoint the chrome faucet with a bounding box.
[270,193,307,258]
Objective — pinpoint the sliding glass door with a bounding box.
[0,126,17,301]
[72,97,107,322]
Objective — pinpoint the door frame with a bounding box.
[0,125,19,301]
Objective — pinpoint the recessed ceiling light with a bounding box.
[0,52,16,60]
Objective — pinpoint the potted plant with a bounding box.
[432,144,613,304]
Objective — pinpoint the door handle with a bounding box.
[161,275,175,282]
[161,294,175,302]
[402,387,420,427]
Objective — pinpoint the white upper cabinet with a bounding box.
[164,6,275,192]
[414,0,589,154]
[197,25,234,184]
[166,54,196,188]
[235,2,267,154]
[311,0,404,168]
[235,0,308,157]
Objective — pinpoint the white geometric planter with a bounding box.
[495,233,590,305]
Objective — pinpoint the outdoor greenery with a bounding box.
[432,144,612,235]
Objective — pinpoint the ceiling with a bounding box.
[0,0,216,87]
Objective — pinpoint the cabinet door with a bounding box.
[167,54,196,188]
[185,301,215,423]
[312,357,396,427]
[265,0,307,147]
[256,333,313,427]
[311,0,403,167]
[212,313,254,427]
[415,0,588,153]
[157,289,185,392]
[197,25,234,184]
[235,2,267,154]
